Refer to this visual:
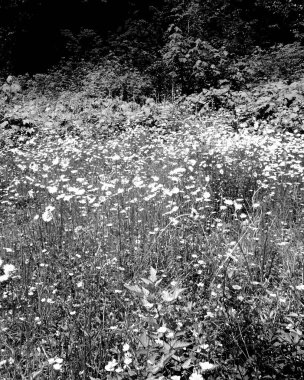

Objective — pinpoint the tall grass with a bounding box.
[1,116,304,379]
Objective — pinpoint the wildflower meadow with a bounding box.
[1,86,304,380]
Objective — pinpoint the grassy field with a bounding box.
[1,94,304,379]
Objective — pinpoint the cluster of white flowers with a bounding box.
[105,343,133,373]
[188,362,217,380]
[0,259,16,282]
[0,357,14,368]
[104,346,215,379]
[42,205,55,222]
[48,357,64,371]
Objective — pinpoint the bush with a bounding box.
[81,55,154,102]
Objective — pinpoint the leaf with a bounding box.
[0,121,9,128]
[162,341,171,354]
[172,354,181,362]
[142,287,150,297]
[124,283,142,295]
[138,331,151,348]
[171,340,192,349]
[127,369,137,376]
[30,369,43,379]
[141,278,152,285]
[290,331,301,344]
[287,312,299,317]
[141,267,158,286]
[141,317,156,329]
[182,358,192,369]
[161,290,173,302]
[149,353,172,374]
[142,297,154,309]
[256,96,271,105]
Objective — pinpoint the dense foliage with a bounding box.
[1,0,304,96]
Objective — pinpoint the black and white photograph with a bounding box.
[1,1,304,379]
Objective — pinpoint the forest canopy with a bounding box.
[0,0,304,96]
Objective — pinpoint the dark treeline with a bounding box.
[0,0,161,72]
[0,0,303,94]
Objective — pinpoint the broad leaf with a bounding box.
[138,331,151,348]
[171,340,191,349]
[124,283,142,295]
